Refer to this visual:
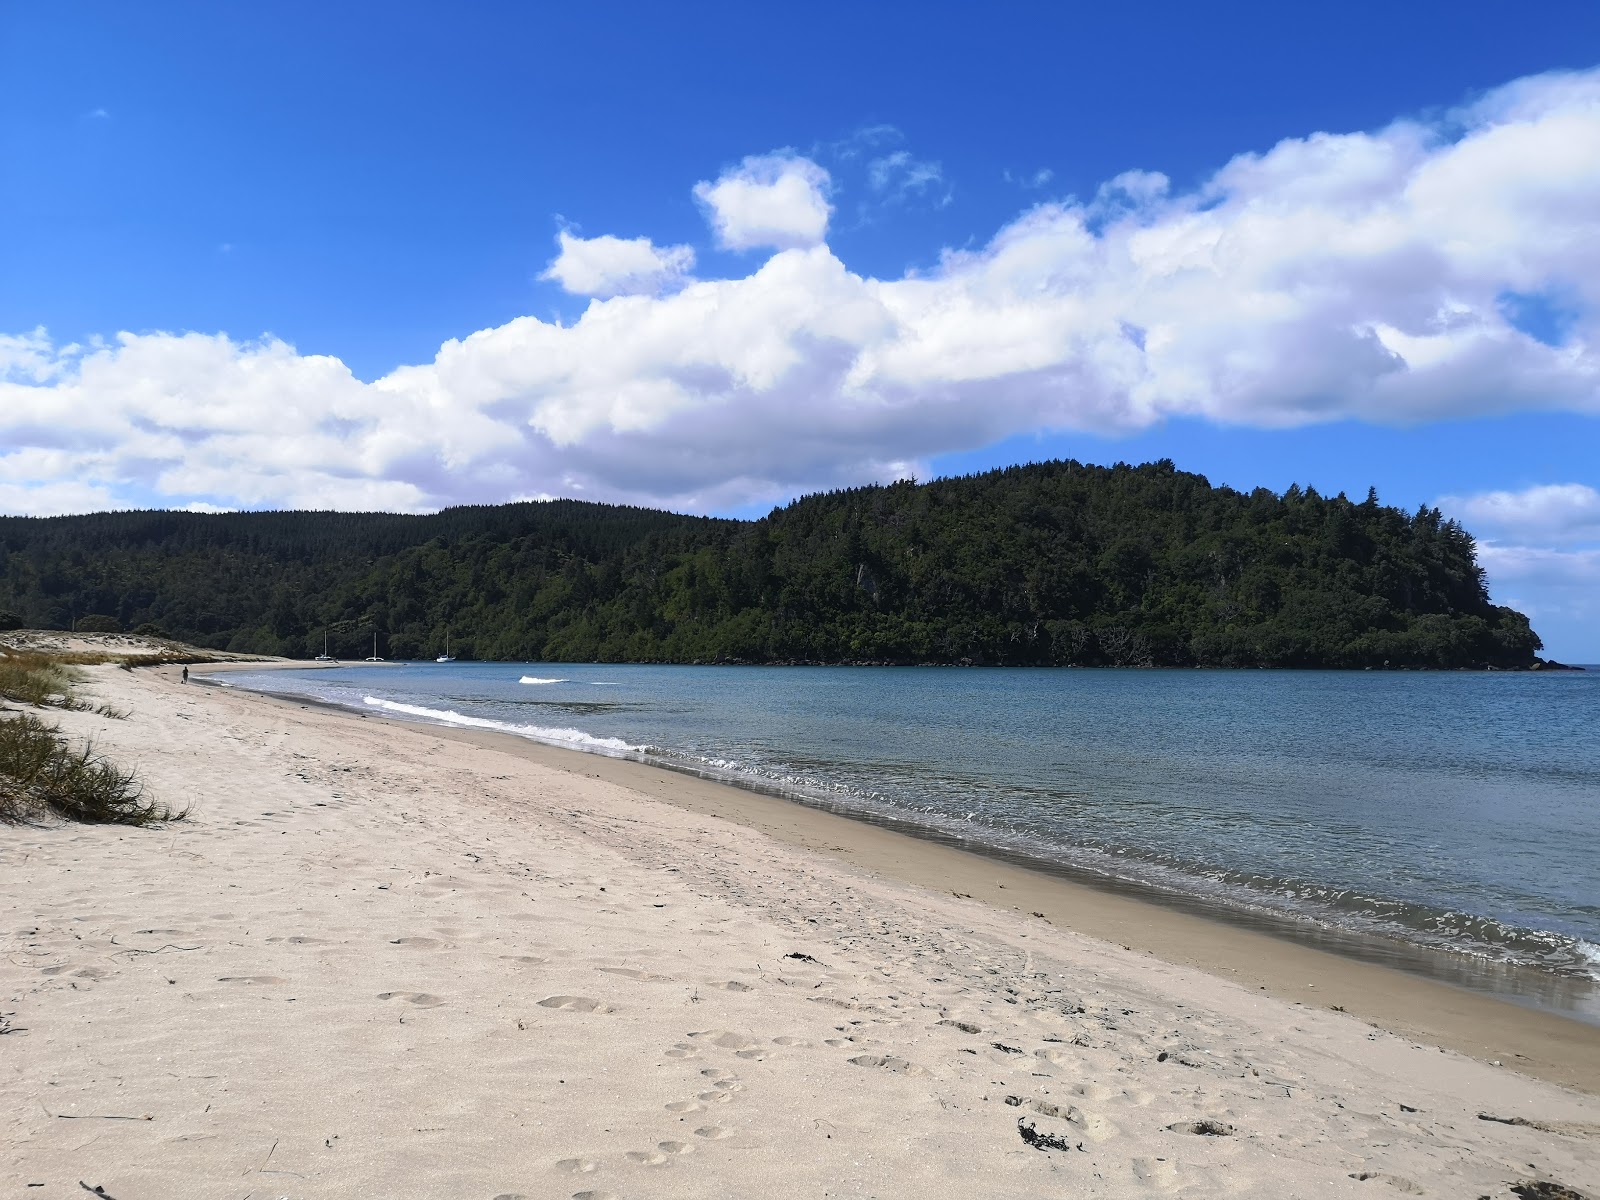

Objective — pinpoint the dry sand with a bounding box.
[4,665,1599,1199]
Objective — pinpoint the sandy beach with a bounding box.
[5,664,1600,1198]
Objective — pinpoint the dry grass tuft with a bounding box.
[0,651,84,709]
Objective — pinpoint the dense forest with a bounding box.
[0,459,1542,669]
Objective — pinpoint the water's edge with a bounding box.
[212,671,1600,1026]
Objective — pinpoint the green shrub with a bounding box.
[0,609,21,632]
[75,615,123,634]
[0,711,180,825]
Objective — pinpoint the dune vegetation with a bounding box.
[0,648,180,825]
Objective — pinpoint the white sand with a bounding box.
[4,665,1598,1198]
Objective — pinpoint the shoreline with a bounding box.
[9,662,1600,1197]
[204,664,1600,1094]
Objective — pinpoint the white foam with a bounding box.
[363,696,639,754]
[519,675,570,685]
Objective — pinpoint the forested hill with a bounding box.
[0,460,1541,669]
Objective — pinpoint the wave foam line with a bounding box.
[363,696,639,754]
[520,676,570,685]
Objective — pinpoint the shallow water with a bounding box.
[223,662,1600,1020]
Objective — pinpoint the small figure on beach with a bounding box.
[181,666,189,684]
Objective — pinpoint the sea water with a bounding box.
[222,662,1600,1021]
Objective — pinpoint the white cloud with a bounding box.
[1439,483,1600,543]
[693,153,832,250]
[4,67,1600,520]
[1476,542,1600,637]
[539,230,695,298]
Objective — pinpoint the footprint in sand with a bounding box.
[696,1090,735,1105]
[700,1068,736,1080]
[665,1100,703,1113]
[389,936,446,949]
[695,1126,733,1140]
[771,1036,809,1047]
[554,1158,598,1174]
[537,995,609,1013]
[688,1029,757,1050]
[1064,1105,1118,1142]
[377,991,444,1007]
[626,1140,694,1165]
[1349,1172,1425,1194]
[597,967,671,982]
[219,975,286,985]
[1168,1120,1235,1137]
[706,980,753,992]
[938,1019,983,1034]
[1132,1157,1180,1191]
[848,1055,928,1076]
[266,935,325,945]
[499,955,547,966]
[571,1192,616,1200]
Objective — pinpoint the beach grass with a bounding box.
[0,711,182,825]
[0,647,180,824]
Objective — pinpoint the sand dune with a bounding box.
[3,665,1598,1198]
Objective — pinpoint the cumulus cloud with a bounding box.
[539,230,695,298]
[4,67,1600,520]
[1439,483,1600,542]
[693,153,832,250]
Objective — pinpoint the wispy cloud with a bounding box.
[1003,167,1054,189]
[867,150,950,207]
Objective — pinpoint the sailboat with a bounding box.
[435,632,456,664]
[314,631,335,662]
[364,631,385,662]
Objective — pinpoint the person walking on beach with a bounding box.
[181,666,189,684]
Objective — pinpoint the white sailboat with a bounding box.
[435,632,456,664]
[364,631,384,662]
[314,631,334,662]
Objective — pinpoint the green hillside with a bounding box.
[0,459,1541,669]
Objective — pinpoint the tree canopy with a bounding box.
[0,460,1540,669]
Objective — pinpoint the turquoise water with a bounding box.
[222,662,1600,1019]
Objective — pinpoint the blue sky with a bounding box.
[2,2,1599,657]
